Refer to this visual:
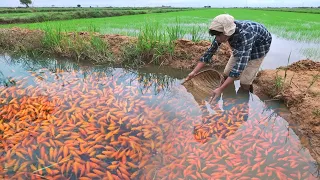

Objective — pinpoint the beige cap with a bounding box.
[209,14,236,36]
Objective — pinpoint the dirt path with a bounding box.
[255,60,320,163]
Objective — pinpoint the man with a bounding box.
[185,14,272,102]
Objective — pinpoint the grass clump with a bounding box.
[41,25,114,64]
[274,72,284,92]
[121,20,178,68]
[274,53,292,94]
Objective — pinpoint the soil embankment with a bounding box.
[0,27,231,69]
[255,60,320,163]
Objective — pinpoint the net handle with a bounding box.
[182,69,224,86]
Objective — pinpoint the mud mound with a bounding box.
[170,39,231,69]
[284,59,320,71]
[255,60,320,163]
[0,28,231,70]
[0,27,44,50]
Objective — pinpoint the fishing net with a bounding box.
[182,69,224,103]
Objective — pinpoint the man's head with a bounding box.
[209,14,236,43]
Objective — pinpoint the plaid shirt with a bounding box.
[200,20,272,78]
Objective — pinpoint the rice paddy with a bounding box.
[1,8,319,43]
[0,9,189,24]
[253,8,320,14]
[0,55,319,179]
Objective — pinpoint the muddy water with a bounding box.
[262,34,320,69]
[0,55,319,179]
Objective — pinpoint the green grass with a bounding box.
[1,8,319,43]
[121,19,186,67]
[0,10,149,24]
[275,72,284,92]
[0,13,34,18]
[0,8,189,24]
[40,26,114,64]
[253,8,320,14]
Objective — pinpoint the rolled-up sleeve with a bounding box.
[199,38,221,63]
[229,32,254,78]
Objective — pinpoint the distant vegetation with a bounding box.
[253,7,320,14]
[0,8,190,24]
[0,7,191,14]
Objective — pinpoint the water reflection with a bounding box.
[194,84,250,143]
[262,34,320,69]
[0,54,319,179]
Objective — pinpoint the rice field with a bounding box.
[0,8,189,24]
[1,8,319,43]
[253,8,320,14]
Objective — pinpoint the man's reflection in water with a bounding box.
[193,83,250,143]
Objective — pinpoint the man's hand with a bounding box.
[209,77,235,103]
[185,71,196,82]
[182,62,206,84]
[209,88,223,103]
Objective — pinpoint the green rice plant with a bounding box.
[42,24,63,49]
[252,8,320,14]
[120,19,179,67]
[137,20,170,65]
[274,71,284,93]
[283,52,291,82]
[120,43,144,68]
[2,8,320,43]
[166,17,186,43]
[67,33,92,61]
[0,10,149,24]
[274,52,292,93]
[190,25,204,42]
[86,24,100,33]
[41,25,114,64]
[300,48,320,61]
[0,9,189,24]
[87,34,114,64]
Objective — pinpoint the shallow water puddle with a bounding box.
[0,55,318,179]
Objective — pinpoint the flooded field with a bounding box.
[262,34,320,69]
[0,54,319,179]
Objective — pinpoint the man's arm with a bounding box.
[199,38,221,64]
[184,38,221,82]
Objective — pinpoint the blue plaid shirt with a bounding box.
[200,20,272,78]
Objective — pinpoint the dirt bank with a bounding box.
[0,27,231,69]
[255,60,320,163]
